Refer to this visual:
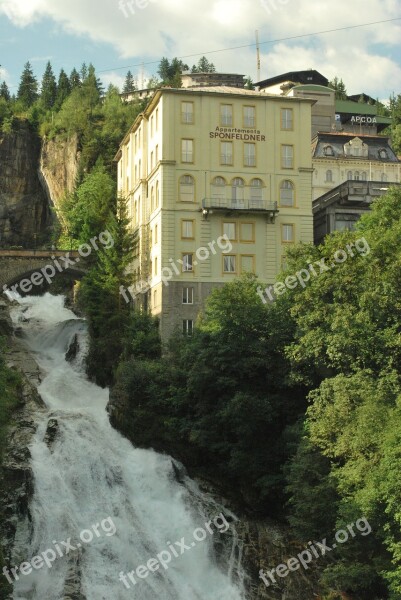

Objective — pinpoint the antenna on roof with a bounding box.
[255,30,261,82]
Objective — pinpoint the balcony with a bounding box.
[202,198,279,221]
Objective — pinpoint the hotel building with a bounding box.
[116,86,315,339]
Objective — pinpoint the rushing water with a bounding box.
[9,293,245,600]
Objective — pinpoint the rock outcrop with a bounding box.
[40,134,80,212]
[0,121,53,248]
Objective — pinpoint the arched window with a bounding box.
[381,173,388,182]
[211,176,226,203]
[156,181,159,208]
[326,170,333,182]
[279,180,294,207]
[250,178,264,206]
[361,171,367,181]
[379,148,388,160]
[324,145,334,156]
[231,177,245,207]
[354,171,360,181]
[179,175,195,202]
[347,171,353,180]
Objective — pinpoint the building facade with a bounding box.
[116,87,314,339]
[312,132,401,200]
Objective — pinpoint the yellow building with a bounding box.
[116,86,315,339]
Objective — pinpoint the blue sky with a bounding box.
[0,0,400,100]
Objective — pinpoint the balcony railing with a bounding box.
[202,197,279,213]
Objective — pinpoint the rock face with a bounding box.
[0,121,53,248]
[40,134,80,212]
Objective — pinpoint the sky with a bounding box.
[0,0,400,100]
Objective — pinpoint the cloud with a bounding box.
[0,0,400,96]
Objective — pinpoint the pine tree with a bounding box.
[17,61,38,108]
[192,56,216,73]
[244,76,255,90]
[69,68,81,90]
[123,71,136,94]
[328,76,347,100]
[0,82,10,101]
[41,61,57,109]
[55,69,71,110]
[80,62,88,83]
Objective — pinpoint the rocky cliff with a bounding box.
[0,121,53,248]
[40,134,80,213]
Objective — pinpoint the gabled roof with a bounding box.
[256,69,328,89]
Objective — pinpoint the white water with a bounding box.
[9,293,245,600]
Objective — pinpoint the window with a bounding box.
[326,170,333,182]
[181,139,193,163]
[243,106,255,127]
[211,176,226,201]
[281,108,293,130]
[182,220,194,239]
[244,143,256,167]
[354,171,360,181]
[361,172,367,181]
[154,257,158,276]
[231,178,244,206]
[150,186,155,212]
[240,222,254,243]
[279,180,294,207]
[155,145,159,163]
[250,178,263,206]
[182,253,193,272]
[282,224,294,243]
[240,255,255,273]
[324,145,334,156]
[181,102,194,124]
[223,222,236,240]
[182,287,194,304]
[223,255,236,273]
[347,171,353,180]
[220,104,233,126]
[153,290,158,308]
[281,145,294,169]
[183,320,194,336]
[382,173,388,182]
[379,148,388,159]
[154,224,158,244]
[179,175,195,202]
[155,108,159,130]
[220,142,233,165]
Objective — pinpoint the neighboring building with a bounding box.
[313,180,401,244]
[181,72,245,89]
[116,86,315,339]
[312,132,401,200]
[256,70,392,137]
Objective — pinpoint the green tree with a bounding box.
[157,57,188,86]
[191,56,216,73]
[55,68,71,110]
[123,70,136,93]
[0,81,10,101]
[69,67,81,90]
[17,61,39,108]
[244,76,255,90]
[40,61,57,109]
[328,76,347,100]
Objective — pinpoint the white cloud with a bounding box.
[0,0,400,96]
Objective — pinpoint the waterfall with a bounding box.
[8,293,245,600]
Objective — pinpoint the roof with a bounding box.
[290,84,334,94]
[312,133,399,162]
[256,69,328,89]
